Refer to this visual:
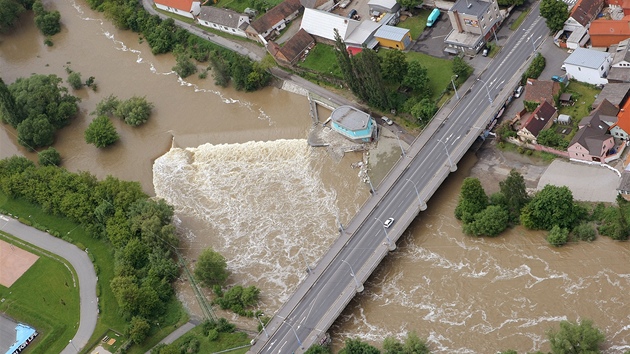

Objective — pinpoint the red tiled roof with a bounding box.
[522,101,557,137]
[250,0,302,33]
[570,0,604,26]
[589,16,630,36]
[523,79,560,104]
[617,98,630,134]
[154,0,195,11]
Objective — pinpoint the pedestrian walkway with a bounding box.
[144,321,198,354]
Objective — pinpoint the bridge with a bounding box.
[250,4,548,353]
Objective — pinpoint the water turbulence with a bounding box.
[154,140,341,309]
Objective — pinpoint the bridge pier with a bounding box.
[449,164,458,172]
[419,200,427,211]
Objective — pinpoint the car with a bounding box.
[561,64,566,71]
[383,217,394,228]
[482,47,489,57]
[552,75,565,83]
[514,85,524,98]
[348,9,357,18]
[382,116,393,125]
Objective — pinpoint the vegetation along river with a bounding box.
[1,1,629,352]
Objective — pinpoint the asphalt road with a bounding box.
[0,215,98,354]
[252,3,550,353]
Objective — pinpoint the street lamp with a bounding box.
[450,74,459,100]
[374,217,395,250]
[437,139,457,172]
[365,173,375,194]
[69,339,78,353]
[529,35,542,53]
[394,130,406,157]
[341,259,364,292]
[299,249,312,274]
[476,78,493,104]
[282,320,304,349]
[257,313,269,339]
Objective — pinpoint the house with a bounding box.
[444,0,502,55]
[592,82,630,107]
[246,0,303,43]
[266,29,315,65]
[368,0,401,15]
[608,39,630,83]
[522,79,560,104]
[614,98,630,139]
[374,25,411,50]
[300,8,360,44]
[197,6,250,38]
[568,110,615,162]
[563,47,613,85]
[617,170,630,201]
[330,105,376,142]
[606,0,630,15]
[589,15,630,48]
[344,20,381,49]
[154,0,201,19]
[517,101,558,144]
[554,0,603,48]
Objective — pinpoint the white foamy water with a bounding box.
[153,140,342,308]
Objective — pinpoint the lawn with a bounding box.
[509,8,530,31]
[404,51,455,101]
[168,325,251,353]
[0,234,80,354]
[398,9,432,39]
[297,44,343,78]
[213,0,283,14]
[0,193,189,354]
[558,80,601,141]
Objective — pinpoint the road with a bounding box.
[252,3,549,353]
[0,215,98,354]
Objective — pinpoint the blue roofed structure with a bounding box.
[5,324,38,354]
[330,106,376,142]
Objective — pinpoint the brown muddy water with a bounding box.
[1,2,629,353]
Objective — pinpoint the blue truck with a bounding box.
[427,8,440,27]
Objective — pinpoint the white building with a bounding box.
[154,0,201,19]
[197,6,250,38]
[300,8,360,43]
[564,47,612,85]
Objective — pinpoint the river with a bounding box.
[1,1,629,353]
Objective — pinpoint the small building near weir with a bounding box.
[330,106,377,142]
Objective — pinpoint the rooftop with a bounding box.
[367,0,399,9]
[564,47,612,69]
[374,25,410,41]
[522,101,557,137]
[569,0,604,26]
[300,8,359,41]
[592,83,630,108]
[198,6,249,29]
[450,0,491,17]
[523,79,560,103]
[331,106,372,131]
[155,0,197,10]
[250,0,302,33]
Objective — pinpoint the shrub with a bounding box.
[572,223,596,242]
[67,71,83,89]
[547,225,569,247]
[38,147,61,166]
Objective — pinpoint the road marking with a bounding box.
[0,215,8,221]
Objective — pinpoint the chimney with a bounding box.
[454,10,463,33]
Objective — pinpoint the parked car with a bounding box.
[382,116,393,125]
[348,9,358,19]
[383,217,395,228]
[552,75,565,83]
[561,64,566,71]
[482,47,489,57]
[514,85,524,98]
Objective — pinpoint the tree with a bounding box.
[334,29,358,94]
[572,223,596,242]
[540,0,568,33]
[499,169,529,223]
[410,98,437,122]
[498,0,523,6]
[455,178,488,223]
[194,248,229,287]
[115,96,153,126]
[547,319,605,354]
[173,53,197,78]
[38,147,61,166]
[403,60,430,96]
[85,115,119,148]
[339,338,380,354]
[522,53,546,84]
[464,205,510,237]
[305,345,332,354]
[33,0,61,36]
[547,225,569,246]
[0,0,24,33]
[94,94,120,117]
[209,51,232,87]
[67,71,83,89]
[403,332,430,354]
[537,129,568,149]
[396,0,422,9]
[127,316,151,344]
[452,56,473,79]
[520,185,583,230]
[17,115,55,148]
[381,50,408,84]
[0,77,19,126]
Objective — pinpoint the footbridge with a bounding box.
[250,5,548,353]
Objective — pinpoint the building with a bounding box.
[300,8,360,43]
[197,6,250,38]
[563,47,613,85]
[568,108,615,162]
[589,16,630,48]
[592,82,630,107]
[344,20,381,49]
[522,79,561,104]
[554,0,603,49]
[444,0,502,55]
[154,0,201,19]
[617,170,630,201]
[614,98,630,139]
[367,0,401,14]
[374,25,411,49]
[608,39,630,83]
[330,105,376,142]
[267,29,315,65]
[246,0,303,43]
[516,101,557,144]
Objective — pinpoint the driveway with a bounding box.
[0,215,97,354]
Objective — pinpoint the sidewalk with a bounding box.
[144,321,198,354]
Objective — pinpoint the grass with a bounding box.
[496,141,557,163]
[398,9,432,39]
[558,80,601,141]
[404,51,455,101]
[213,0,282,14]
[298,44,342,78]
[153,5,195,24]
[0,192,189,354]
[0,234,80,354]
[169,325,251,353]
[509,7,530,31]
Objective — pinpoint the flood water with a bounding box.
[1,2,630,353]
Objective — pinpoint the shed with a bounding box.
[367,0,400,14]
[559,93,573,106]
[557,114,572,125]
[374,25,411,50]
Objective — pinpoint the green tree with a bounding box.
[38,147,61,166]
[173,53,197,78]
[334,29,358,94]
[547,319,605,354]
[127,316,151,344]
[0,0,24,33]
[499,169,529,223]
[381,50,408,84]
[540,0,568,33]
[353,48,391,109]
[498,0,523,6]
[383,337,404,354]
[522,53,546,84]
[520,185,583,230]
[537,129,568,149]
[209,51,232,87]
[396,0,422,9]
[452,56,473,79]
[403,332,430,354]
[194,248,229,287]
[498,351,518,354]
[17,115,55,148]
[410,98,437,122]
[305,344,332,354]
[464,205,510,237]
[94,94,120,117]
[547,225,569,247]
[33,0,61,36]
[85,115,119,148]
[403,60,430,96]
[572,223,596,241]
[339,338,380,354]
[455,177,488,223]
[0,77,19,126]
[67,71,83,90]
[115,96,153,126]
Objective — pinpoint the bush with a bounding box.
[173,54,197,78]
[547,225,569,247]
[67,71,83,89]
[38,147,61,166]
[521,53,546,85]
[572,223,596,242]
[207,329,219,341]
[84,115,119,148]
[115,96,153,126]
